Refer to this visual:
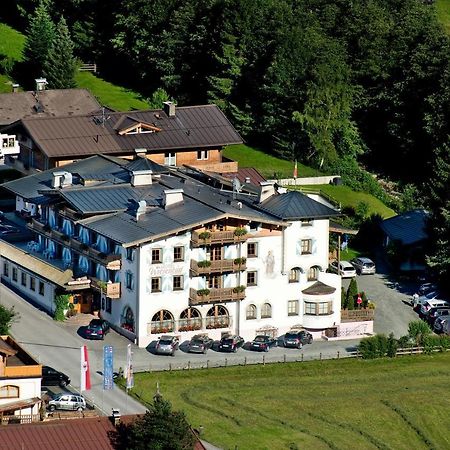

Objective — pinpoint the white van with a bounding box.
[420,299,450,317]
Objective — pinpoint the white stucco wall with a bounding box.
[0,377,41,415]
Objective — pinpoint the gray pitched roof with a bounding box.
[125,157,169,174]
[9,104,242,159]
[381,209,428,245]
[0,89,101,126]
[302,281,336,295]
[256,190,339,220]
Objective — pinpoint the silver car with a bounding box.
[155,335,179,356]
[48,394,86,411]
[351,257,376,275]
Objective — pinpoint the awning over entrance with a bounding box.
[0,397,41,413]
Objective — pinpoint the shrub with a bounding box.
[386,333,398,357]
[198,231,211,241]
[54,294,70,321]
[0,304,18,334]
[408,320,432,346]
[346,278,359,310]
[197,260,212,268]
[361,291,368,308]
[233,227,247,237]
[341,287,347,309]
[233,257,247,265]
[358,334,389,359]
[232,285,246,293]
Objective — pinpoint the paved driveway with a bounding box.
[0,284,147,415]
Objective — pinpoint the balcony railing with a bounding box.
[189,287,245,305]
[28,219,121,270]
[90,277,121,299]
[190,258,247,276]
[148,316,231,334]
[191,230,248,247]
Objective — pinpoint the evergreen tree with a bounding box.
[346,278,359,310]
[0,304,17,335]
[44,16,77,89]
[114,394,195,450]
[22,0,56,81]
[341,287,347,310]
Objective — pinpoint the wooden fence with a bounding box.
[79,63,97,72]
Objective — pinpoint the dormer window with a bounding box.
[118,122,161,135]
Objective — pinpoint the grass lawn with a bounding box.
[436,0,450,35]
[125,353,450,450]
[75,72,150,111]
[0,23,25,62]
[297,184,396,219]
[223,144,323,179]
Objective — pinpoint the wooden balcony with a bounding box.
[90,278,121,299]
[57,208,82,221]
[190,258,247,276]
[4,365,42,378]
[191,230,248,247]
[189,287,246,305]
[28,219,122,270]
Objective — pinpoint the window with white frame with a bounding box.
[126,247,135,262]
[151,277,161,293]
[30,276,35,291]
[246,304,257,320]
[247,242,258,258]
[289,268,301,283]
[173,275,184,291]
[261,303,272,318]
[164,152,176,166]
[39,281,45,296]
[247,271,257,286]
[12,267,17,282]
[173,246,184,262]
[21,271,27,286]
[151,248,162,264]
[308,266,320,281]
[304,301,333,316]
[3,262,9,277]
[288,300,299,316]
[301,239,312,254]
[0,385,19,399]
[197,150,209,160]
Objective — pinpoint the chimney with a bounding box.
[131,170,152,186]
[12,84,20,93]
[52,171,72,188]
[163,189,184,209]
[163,101,176,117]
[258,181,276,203]
[135,200,146,221]
[134,148,147,157]
[111,408,121,426]
[35,78,48,91]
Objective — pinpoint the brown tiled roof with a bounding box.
[302,281,336,295]
[0,89,101,126]
[14,104,242,159]
[221,167,266,186]
[0,416,208,450]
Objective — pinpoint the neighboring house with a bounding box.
[2,101,243,173]
[380,209,429,272]
[0,336,42,423]
[0,414,207,449]
[0,82,101,166]
[0,154,341,347]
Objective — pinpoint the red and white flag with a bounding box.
[80,345,91,392]
[293,160,298,178]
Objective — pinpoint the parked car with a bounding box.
[188,335,214,354]
[329,260,356,278]
[283,330,313,349]
[42,366,70,387]
[85,319,110,340]
[218,335,244,353]
[48,394,86,412]
[420,299,450,318]
[424,307,450,326]
[412,291,442,311]
[417,282,439,297]
[350,257,376,275]
[433,315,450,333]
[249,335,277,352]
[155,335,179,356]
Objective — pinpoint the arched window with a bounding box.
[261,303,272,319]
[121,306,135,333]
[308,265,321,281]
[0,385,19,399]
[289,267,302,283]
[179,308,202,331]
[246,304,257,320]
[150,310,174,334]
[206,305,230,329]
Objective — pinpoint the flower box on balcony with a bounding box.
[197,288,211,297]
[232,285,245,293]
[197,260,212,268]
[233,257,247,266]
[198,231,211,241]
[233,227,247,237]
[178,324,201,332]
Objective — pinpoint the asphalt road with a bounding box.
[0,269,419,410]
[0,284,147,416]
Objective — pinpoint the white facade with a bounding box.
[0,133,20,160]
[105,217,341,348]
[0,377,41,416]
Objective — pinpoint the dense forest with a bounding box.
[1,0,450,285]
